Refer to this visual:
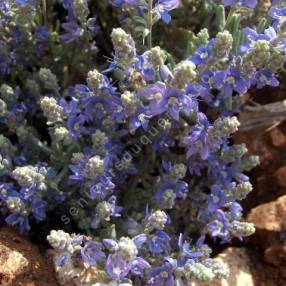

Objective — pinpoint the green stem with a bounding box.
[54,166,69,185]
[147,0,153,49]
[42,0,48,26]
[225,6,237,30]
[28,134,53,154]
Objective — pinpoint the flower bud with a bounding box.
[0,84,14,101]
[147,210,168,230]
[85,156,105,179]
[47,230,72,250]
[118,237,138,260]
[236,181,253,200]
[73,0,89,24]
[230,221,255,237]
[6,197,25,214]
[40,97,63,124]
[0,99,7,117]
[92,130,108,148]
[12,165,45,187]
[121,91,140,115]
[111,28,136,66]
[87,69,104,92]
[172,61,197,89]
[170,163,187,180]
[214,31,233,58]
[147,46,167,68]
[53,126,71,145]
[38,68,59,92]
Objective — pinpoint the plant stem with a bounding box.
[225,6,237,29]
[147,0,153,49]
[42,0,47,26]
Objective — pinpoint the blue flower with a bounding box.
[206,185,228,213]
[188,45,213,66]
[147,258,175,286]
[31,196,46,221]
[110,0,140,7]
[153,0,180,24]
[130,257,151,276]
[81,241,106,266]
[155,180,188,206]
[89,177,115,200]
[148,230,171,254]
[269,6,286,20]
[16,0,39,6]
[253,69,279,89]
[57,255,68,267]
[177,234,204,265]
[35,26,49,42]
[60,22,84,43]
[130,107,152,133]
[147,85,195,121]
[229,202,242,220]
[240,27,275,52]
[105,235,148,279]
[183,113,210,160]
[5,213,30,233]
[106,253,131,279]
[214,68,250,97]
[206,210,230,240]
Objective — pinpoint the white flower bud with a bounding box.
[214,31,233,57]
[147,46,167,68]
[172,61,197,89]
[53,126,71,145]
[47,230,72,250]
[121,91,140,115]
[147,210,168,230]
[183,261,215,282]
[87,69,104,92]
[40,97,63,124]
[0,99,7,117]
[230,221,255,237]
[236,181,253,200]
[12,166,45,187]
[6,197,25,214]
[96,201,112,219]
[111,28,136,66]
[0,84,14,101]
[38,68,59,92]
[73,0,89,23]
[92,130,108,147]
[85,156,105,179]
[170,163,187,180]
[118,237,138,260]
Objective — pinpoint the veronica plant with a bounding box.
[0,1,285,285]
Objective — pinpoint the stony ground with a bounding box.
[0,227,59,286]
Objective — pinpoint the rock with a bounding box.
[0,226,59,286]
[190,248,255,286]
[247,195,286,279]
[208,248,254,286]
[264,244,286,267]
[275,166,286,188]
[247,195,286,233]
[263,243,286,279]
[270,128,286,148]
